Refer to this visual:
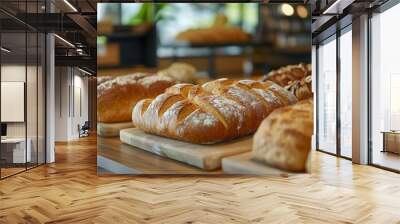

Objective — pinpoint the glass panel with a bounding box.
[339,29,352,158]
[1,31,27,177]
[371,4,400,171]
[317,37,337,154]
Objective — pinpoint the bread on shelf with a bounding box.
[157,63,198,84]
[176,26,250,44]
[252,98,313,172]
[97,73,175,123]
[132,78,297,144]
[262,63,311,87]
[285,75,312,100]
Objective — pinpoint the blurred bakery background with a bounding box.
[97,3,311,79]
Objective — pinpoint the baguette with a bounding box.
[252,99,313,172]
[97,73,175,123]
[133,78,297,144]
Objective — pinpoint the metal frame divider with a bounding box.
[336,25,341,158]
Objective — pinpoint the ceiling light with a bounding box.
[63,0,78,12]
[281,4,294,17]
[297,5,309,18]
[1,47,11,53]
[78,67,93,76]
[54,34,75,48]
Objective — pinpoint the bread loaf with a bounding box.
[176,26,250,44]
[97,76,113,85]
[262,63,311,87]
[157,63,197,84]
[97,73,175,123]
[285,75,312,100]
[133,78,297,144]
[252,99,313,172]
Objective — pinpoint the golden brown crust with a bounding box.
[176,26,250,44]
[285,75,312,101]
[97,73,175,123]
[262,63,311,87]
[252,99,313,172]
[132,78,297,144]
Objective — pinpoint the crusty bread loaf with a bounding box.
[252,99,313,172]
[97,73,175,123]
[262,63,311,87]
[176,26,250,44]
[97,76,113,86]
[157,63,198,84]
[133,78,297,144]
[285,75,312,100]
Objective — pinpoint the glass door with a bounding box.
[370,2,400,172]
[0,1,46,179]
[317,35,337,155]
[339,26,352,159]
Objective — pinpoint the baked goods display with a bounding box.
[132,78,297,144]
[262,63,311,87]
[98,73,175,123]
[285,75,312,100]
[252,99,313,172]
[176,26,250,44]
[176,13,250,44]
[157,63,198,84]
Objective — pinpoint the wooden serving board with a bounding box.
[97,122,134,137]
[120,128,252,171]
[222,152,292,175]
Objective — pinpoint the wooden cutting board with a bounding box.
[120,128,252,171]
[222,152,292,175]
[97,122,134,137]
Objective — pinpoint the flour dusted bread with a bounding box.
[252,99,313,172]
[97,76,113,85]
[133,78,297,144]
[97,73,175,123]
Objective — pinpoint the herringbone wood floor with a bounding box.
[1,135,400,224]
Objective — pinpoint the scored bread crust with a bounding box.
[97,73,175,123]
[133,78,297,144]
[262,63,311,87]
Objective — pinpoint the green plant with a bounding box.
[128,3,169,25]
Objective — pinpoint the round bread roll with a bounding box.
[252,99,313,172]
[97,73,175,123]
[157,63,197,84]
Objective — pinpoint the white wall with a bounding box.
[54,67,89,141]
